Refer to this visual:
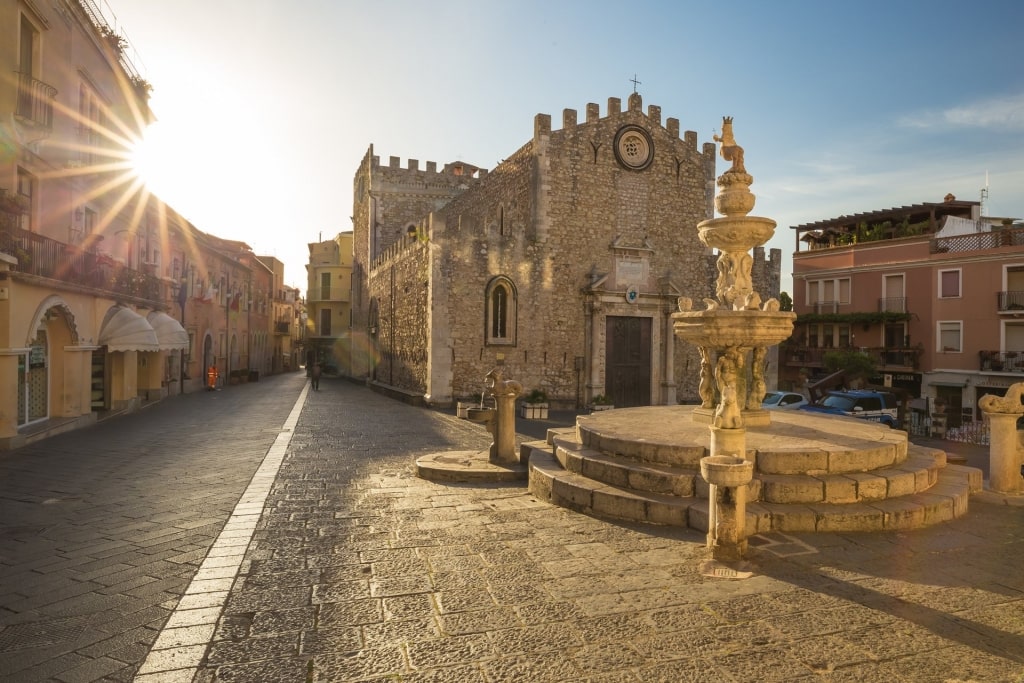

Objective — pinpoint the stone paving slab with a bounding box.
[178,381,1024,683]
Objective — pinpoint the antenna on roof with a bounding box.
[980,171,989,216]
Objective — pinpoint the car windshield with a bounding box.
[763,393,783,406]
[820,394,857,411]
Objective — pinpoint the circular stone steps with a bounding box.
[525,406,983,534]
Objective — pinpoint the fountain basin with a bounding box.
[700,454,754,487]
[697,216,777,252]
[672,309,795,348]
[466,407,495,424]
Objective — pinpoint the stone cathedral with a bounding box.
[349,92,781,408]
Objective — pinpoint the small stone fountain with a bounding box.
[416,365,530,482]
[673,116,795,560]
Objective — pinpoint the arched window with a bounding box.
[485,276,517,346]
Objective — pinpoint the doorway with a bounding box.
[605,316,651,408]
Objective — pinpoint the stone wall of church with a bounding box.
[432,94,718,404]
[351,146,484,380]
[367,238,431,394]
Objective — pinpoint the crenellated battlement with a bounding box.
[369,154,488,179]
[533,92,704,151]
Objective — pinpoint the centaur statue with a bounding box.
[713,116,746,174]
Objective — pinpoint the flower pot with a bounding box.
[520,403,548,419]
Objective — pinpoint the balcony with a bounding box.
[274,321,290,335]
[14,72,58,132]
[997,291,1024,313]
[979,350,1024,373]
[784,345,920,371]
[812,300,839,314]
[878,297,907,313]
[932,226,1024,254]
[0,224,162,302]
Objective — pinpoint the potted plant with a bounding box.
[519,388,549,419]
[590,394,614,412]
[0,189,29,215]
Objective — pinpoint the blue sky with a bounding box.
[111,0,1024,292]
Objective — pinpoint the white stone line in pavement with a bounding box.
[133,384,309,682]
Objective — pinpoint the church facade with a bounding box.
[350,93,781,408]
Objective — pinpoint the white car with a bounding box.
[762,391,808,410]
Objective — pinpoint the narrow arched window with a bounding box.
[485,276,516,346]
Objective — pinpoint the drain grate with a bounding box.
[0,619,86,652]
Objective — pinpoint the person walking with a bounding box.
[311,362,322,391]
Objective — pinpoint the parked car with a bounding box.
[799,389,900,427]
[762,391,808,410]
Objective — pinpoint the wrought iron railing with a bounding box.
[784,345,921,370]
[878,297,907,313]
[997,291,1024,312]
[978,350,1024,373]
[0,225,162,302]
[14,72,57,130]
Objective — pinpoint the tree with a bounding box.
[823,349,876,384]
[779,291,792,311]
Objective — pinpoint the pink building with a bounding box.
[787,195,1023,432]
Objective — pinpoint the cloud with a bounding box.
[898,92,1024,131]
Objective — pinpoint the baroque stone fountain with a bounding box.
[673,116,795,560]
[527,116,982,569]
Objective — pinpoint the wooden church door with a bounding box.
[605,316,651,408]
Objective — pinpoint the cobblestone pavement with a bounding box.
[0,372,307,682]
[4,376,1024,682]
[182,380,1024,682]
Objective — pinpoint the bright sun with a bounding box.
[129,121,169,194]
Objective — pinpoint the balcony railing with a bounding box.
[784,345,921,370]
[14,72,58,131]
[812,300,839,314]
[0,225,162,302]
[932,226,1024,254]
[878,297,907,313]
[979,351,1024,373]
[997,291,1024,312]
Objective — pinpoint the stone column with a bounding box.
[492,391,518,465]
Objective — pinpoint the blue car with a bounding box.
[799,389,900,428]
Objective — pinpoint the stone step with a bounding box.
[548,435,955,505]
[528,449,980,534]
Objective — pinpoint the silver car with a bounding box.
[762,391,808,410]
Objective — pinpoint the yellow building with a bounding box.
[0,1,286,448]
[305,232,352,375]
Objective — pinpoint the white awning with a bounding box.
[98,306,159,352]
[147,311,189,351]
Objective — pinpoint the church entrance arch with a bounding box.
[605,316,651,408]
